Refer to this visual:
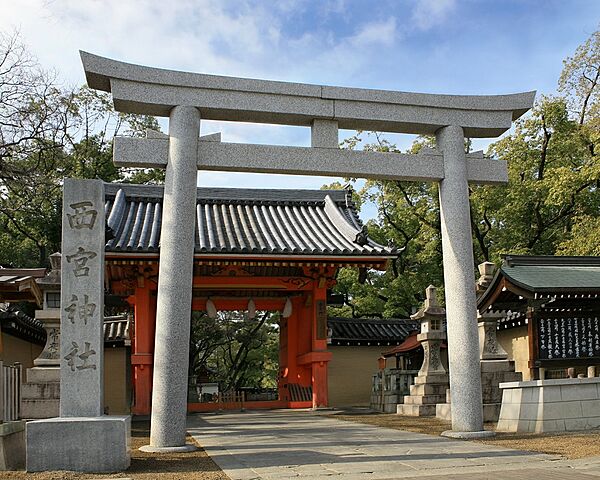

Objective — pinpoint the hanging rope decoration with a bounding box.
[247,298,256,319]
[282,297,293,318]
[206,297,217,319]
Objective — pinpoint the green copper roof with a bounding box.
[501,255,600,292]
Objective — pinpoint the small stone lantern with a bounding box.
[397,285,449,416]
[33,252,62,367]
[413,285,447,378]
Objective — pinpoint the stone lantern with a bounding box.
[414,285,448,379]
[397,285,449,416]
[21,253,61,418]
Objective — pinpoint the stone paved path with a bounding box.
[188,410,600,479]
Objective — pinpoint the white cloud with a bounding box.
[350,18,397,47]
[412,0,456,30]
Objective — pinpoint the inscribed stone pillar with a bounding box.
[478,312,508,360]
[147,105,200,451]
[60,179,105,417]
[436,125,486,435]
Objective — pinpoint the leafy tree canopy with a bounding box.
[330,29,600,319]
[0,32,165,267]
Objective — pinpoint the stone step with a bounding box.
[480,359,518,373]
[436,402,452,421]
[403,394,447,405]
[413,374,449,385]
[22,382,60,400]
[409,383,448,396]
[397,403,437,416]
[21,398,59,419]
[26,367,59,383]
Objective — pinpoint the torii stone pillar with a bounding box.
[141,106,200,452]
[80,51,534,445]
[437,126,491,438]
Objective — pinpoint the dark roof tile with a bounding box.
[104,183,395,258]
[328,317,418,344]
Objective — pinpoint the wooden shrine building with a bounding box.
[103,183,395,414]
[478,255,600,381]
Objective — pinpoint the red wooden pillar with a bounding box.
[310,280,331,408]
[129,285,156,415]
[296,283,332,408]
[279,297,302,403]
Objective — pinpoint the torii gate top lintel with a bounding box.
[80,51,535,138]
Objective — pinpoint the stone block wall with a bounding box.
[497,377,600,433]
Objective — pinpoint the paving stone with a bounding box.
[188,410,576,480]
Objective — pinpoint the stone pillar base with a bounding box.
[26,416,130,472]
[397,374,449,417]
[0,421,25,470]
[139,443,197,453]
[441,430,496,439]
[436,402,502,423]
[21,367,60,419]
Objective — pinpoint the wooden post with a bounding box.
[0,360,4,423]
[527,306,537,380]
[311,279,329,408]
[131,285,156,415]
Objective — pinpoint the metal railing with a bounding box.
[0,361,22,422]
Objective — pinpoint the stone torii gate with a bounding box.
[81,51,535,449]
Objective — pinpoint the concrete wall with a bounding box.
[1,333,43,375]
[328,345,382,407]
[103,347,131,415]
[497,326,531,380]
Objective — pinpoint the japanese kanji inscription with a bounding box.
[60,179,105,417]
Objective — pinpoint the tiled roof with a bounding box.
[500,255,600,293]
[0,308,45,345]
[327,317,418,346]
[0,309,130,346]
[0,270,44,307]
[104,315,130,345]
[104,183,395,258]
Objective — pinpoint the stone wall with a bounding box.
[497,377,600,433]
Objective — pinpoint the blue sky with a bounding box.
[1,0,599,219]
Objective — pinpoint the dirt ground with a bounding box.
[331,412,600,459]
[3,421,229,480]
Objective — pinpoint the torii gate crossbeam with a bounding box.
[81,51,535,450]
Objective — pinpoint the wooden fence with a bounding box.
[0,361,22,422]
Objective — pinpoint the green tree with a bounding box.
[331,29,600,318]
[0,32,165,267]
[189,310,280,392]
[328,134,445,318]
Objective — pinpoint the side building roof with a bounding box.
[104,183,396,262]
[327,317,418,346]
[0,308,46,345]
[477,255,600,330]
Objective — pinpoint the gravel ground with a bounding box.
[3,421,229,480]
[331,412,600,459]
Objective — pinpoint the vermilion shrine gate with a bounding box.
[104,183,394,414]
